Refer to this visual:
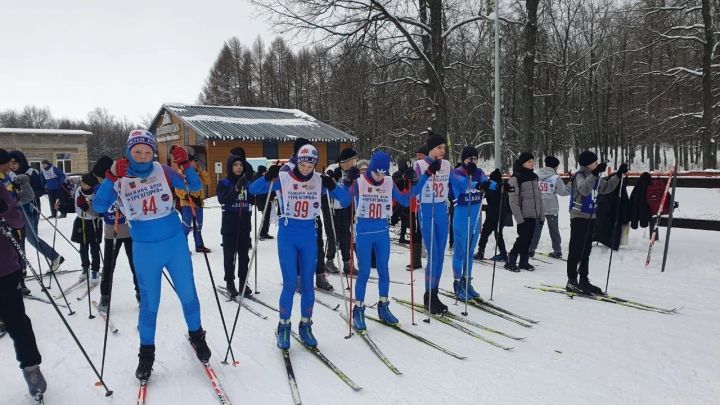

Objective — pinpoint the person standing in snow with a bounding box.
[565,151,627,295]
[528,156,569,259]
[71,173,102,282]
[505,152,544,272]
[413,133,449,314]
[350,151,428,331]
[474,169,512,261]
[249,143,350,350]
[175,152,212,253]
[0,182,47,400]
[40,159,66,218]
[217,153,255,298]
[406,145,428,271]
[327,148,359,275]
[450,146,495,300]
[92,130,211,381]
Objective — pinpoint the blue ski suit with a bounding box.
[449,166,495,280]
[93,161,204,346]
[351,173,429,302]
[249,171,349,320]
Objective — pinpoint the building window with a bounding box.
[29,161,41,171]
[184,126,190,145]
[263,141,278,159]
[56,153,72,173]
[327,142,340,164]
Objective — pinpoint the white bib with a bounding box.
[279,171,322,220]
[415,159,451,203]
[356,175,393,220]
[115,162,175,221]
[538,175,559,195]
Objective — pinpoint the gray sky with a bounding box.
[0,0,274,124]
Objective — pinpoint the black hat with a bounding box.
[460,146,478,162]
[257,165,267,175]
[544,156,560,168]
[81,173,99,187]
[92,156,114,178]
[489,168,502,182]
[416,144,429,155]
[425,132,446,152]
[578,150,598,167]
[41,159,51,165]
[230,147,246,160]
[0,149,12,164]
[337,148,358,164]
[293,138,311,154]
[517,152,535,165]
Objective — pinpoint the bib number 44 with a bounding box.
[142,196,158,215]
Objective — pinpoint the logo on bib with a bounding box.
[161,194,170,202]
[313,202,320,208]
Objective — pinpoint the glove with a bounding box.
[616,163,629,178]
[343,166,360,185]
[106,158,129,182]
[76,195,90,211]
[0,198,8,214]
[476,180,490,192]
[404,168,418,185]
[236,176,249,190]
[425,159,441,176]
[321,174,337,191]
[171,145,191,170]
[332,167,343,182]
[592,162,607,176]
[466,162,477,175]
[264,164,280,182]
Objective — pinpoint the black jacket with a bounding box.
[10,150,44,201]
[629,172,652,229]
[217,155,255,234]
[593,175,630,250]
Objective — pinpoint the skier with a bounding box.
[216,153,255,298]
[505,153,544,272]
[249,144,350,349]
[413,133,449,314]
[565,151,627,294]
[72,173,102,282]
[528,156,569,259]
[175,151,212,253]
[406,145,428,271]
[252,165,275,240]
[327,148,359,275]
[40,159,67,218]
[0,180,47,400]
[449,146,494,300]
[350,151,429,330]
[93,130,211,381]
[474,169,511,261]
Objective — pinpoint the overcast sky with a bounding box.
[0,0,275,124]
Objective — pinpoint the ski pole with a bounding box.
[36,208,81,255]
[1,221,114,397]
[254,197,259,293]
[49,210,59,289]
[326,189,352,338]
[490,178,505,301]
[407,178,416,326]
[99,207,120,380]
[604,170,626,293]
[660,166,678,272]
[424,173,436,324]
[645,165,675,267]
[80,215,95,320]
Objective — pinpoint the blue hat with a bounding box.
[369,151,391,175]
[296,144,318,165]
[126,129,157,152]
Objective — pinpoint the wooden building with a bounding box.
[0,128,92,173]
[148,104,356,196]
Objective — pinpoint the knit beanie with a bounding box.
[425,132,446,152]
[368,151,391,175]
[461,146,478,162]
[81,173,99,187]
[517,152,535,165]
[230,147,247,160]
[416,144,429,155]
[296,144,319,165]
[337,148,358,164]
[578,150,598,167]
[544,156,560,169]
[293,138,311,155]
[127,129,157,152]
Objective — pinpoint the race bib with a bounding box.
[538,175,559,195]
[116,162,175,221]
[356,175,393,219]
[415,159,451,203]
[279,171,322,220]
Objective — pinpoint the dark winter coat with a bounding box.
[0,185,24,279]
[593,176,630,250]
[629,172,652,229]
[10,150,44,200]
[217,155,255,234]
[484,181,513,228]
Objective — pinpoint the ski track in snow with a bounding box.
[1,193,719,405]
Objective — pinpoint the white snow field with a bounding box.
[1,190,718,405]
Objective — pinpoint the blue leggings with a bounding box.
[452,204,482,279]
[355,231,390,302]
[134,232,202,345]
[181,206,205,248]
[419,202,449,289]
[277,220,317,320]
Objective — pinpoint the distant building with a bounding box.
[148,103,356,196]
[0,128,92,173]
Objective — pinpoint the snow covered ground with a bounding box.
[1,190,719,405]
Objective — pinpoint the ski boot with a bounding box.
[491,253,508,262]
[97,295,110,313]
[78,268,88,281]
[398,237,410,245]
[466,277,481,300]
[518,254,535,271]
[225,281,239,299]
[242,285,253,298]
[298,319,318,347]
[429,289,448,314]
[50,255,64,272]
[352,305,367,330]
[90,270,100,284]
[19,279,31,296]
[188,329,211,363]
[473,249,485,261]
[22,365,46,399]
[504,254,520,272]
[325,259,340,274]
[315,273,334,291]
[377,299,399,325]
[548,252,563,259]
[565,279,585,294]
[343,260,357,276]
[276,321,291,350]
[453,278,472,302]
[135,345,155,381]
[580,278,605,296]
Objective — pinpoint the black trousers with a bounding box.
[0,271,42,368]
[510,219,536,258]
[316,216,325,274]
[567,217,596,281]
[408,210,422,268]
[222,216,251,288]
[333,206,352,262]
[47,189,59,217]
[478,220,508,256]
[321,196,336,261]
[391,205,409,240]
[100,237,138,296]
[80,240,101,271]
[255,194,272,236]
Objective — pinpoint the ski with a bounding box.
[530,256,552,264]
[136,380,148,405]
[91,300,118,333]
[200,361,233,404]
[437,291,533,328]
[439,288,540,324]
[75,282,99,301]
[53,279,86,299]
[646,166,675,267]
[339,313,401,375]
[364,313,467,360]
[26,268,82,280]
[247,295,280,312]
[526,285,676,314]
[282,350,302,405]
[24,294,69,309]
[290,331,362,391]
[393,298,525,341]
[315,297,340,311]
[216,287,268,320]
[537,252,567,262]
[536,284,678,314]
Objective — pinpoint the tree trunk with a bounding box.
[521,0,540,152]
[701,0,716,169]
